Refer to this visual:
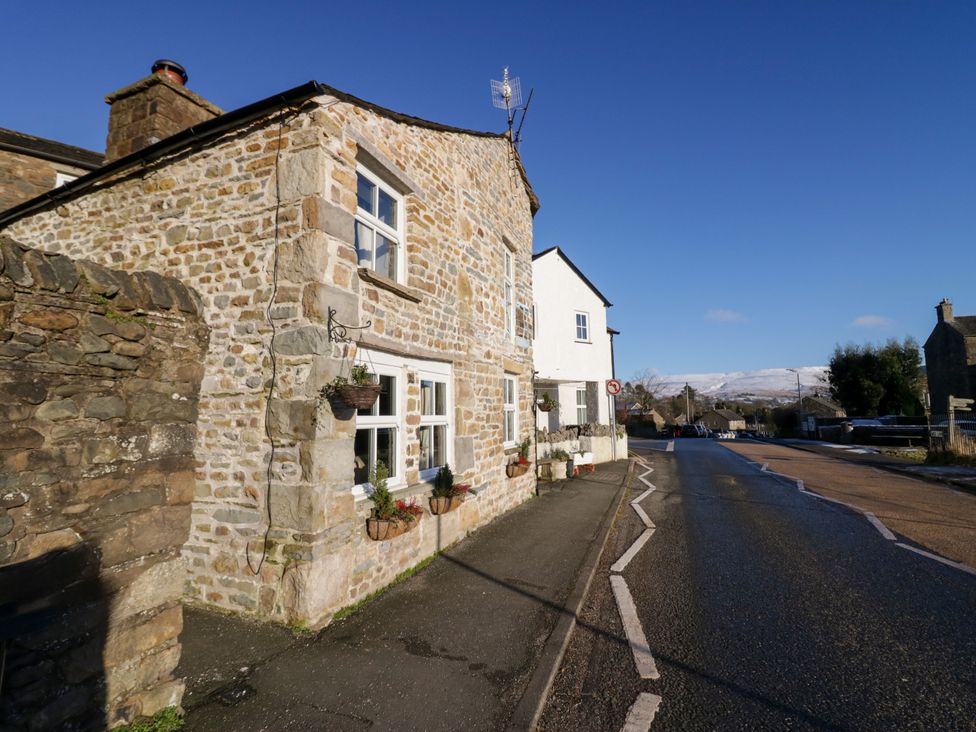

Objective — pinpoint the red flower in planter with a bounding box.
[452,484,471,496]
[517,455,529,466]
[396,498,424,521]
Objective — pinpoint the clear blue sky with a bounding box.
[4,1,974,378]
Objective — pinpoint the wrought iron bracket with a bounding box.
[328,307,372,344]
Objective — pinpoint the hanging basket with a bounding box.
[366,517,401,541]
[506,463,529,478]
[429,494,465,515]
[338,383,382,410]
[537,403,554,412]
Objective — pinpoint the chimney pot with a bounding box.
[937,298,954,323]
[151,59,188,86]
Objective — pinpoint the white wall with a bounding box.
[532,250,615,425]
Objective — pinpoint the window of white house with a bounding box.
[54,172,77,187]
[503,250,514,338]
[356,167,403,282]
[418,372,450,479]
[576,388,588,424]
[503,374,518,446]
[575,311,590,342]
[354,369,399,488]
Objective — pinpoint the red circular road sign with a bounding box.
[606,379,622,395]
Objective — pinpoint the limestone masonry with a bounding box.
[3,78,538,628]
[0,240,209,728]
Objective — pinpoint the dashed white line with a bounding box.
[621,692,663,732]
[894,543,976,577]
[611,528,655,573]
[610,575,660,679]
[665,440,675,452]
[864,512,897,541]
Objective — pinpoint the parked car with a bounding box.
[934,419,976,437]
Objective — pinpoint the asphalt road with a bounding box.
[540,438,976,731]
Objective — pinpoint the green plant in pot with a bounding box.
[429,464,471,515]
[324,363,382,411]
[365,461,421,540]
[549,448,572,481]
[538,392,558,412]
[506,437,532,477]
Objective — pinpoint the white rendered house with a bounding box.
[532,247,619,432]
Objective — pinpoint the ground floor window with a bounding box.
[353,350,452,494]
[576,387,588,424]
[503,375,518,446]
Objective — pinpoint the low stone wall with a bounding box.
[0,239,209,729]
[536,424,628,464]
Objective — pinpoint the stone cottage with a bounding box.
[1,62,539,627]
[924,298,976,414]
[0,128,103,211]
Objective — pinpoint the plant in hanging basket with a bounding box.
[537,391,558,412]
[365,461,416,540]
[323,363,382,411]
[517,437,531,465]
[429,464,471,514]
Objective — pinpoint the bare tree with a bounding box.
[629,369,665,417]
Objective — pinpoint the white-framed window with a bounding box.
[354,360,400,492]
[353,350,453,496]
[576,388,588,424]
[503,374,518,447]
[355,166,403,282]
[503,250,514,338]
[575,311,590,342]
[54,172,77,187]
[418,366,451,481]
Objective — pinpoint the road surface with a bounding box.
[539,438,976,731]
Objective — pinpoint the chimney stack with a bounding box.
[103,60,223,162]
[936,298,954,323]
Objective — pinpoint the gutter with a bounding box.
[0,141,102,171]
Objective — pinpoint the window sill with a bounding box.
[357,268,422,303]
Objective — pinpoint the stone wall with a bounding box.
[0,240,209,729]
[536,423,628,465]
[0,148,90,212]
[2,90,537,627]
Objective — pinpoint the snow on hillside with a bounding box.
[653,366,828,402]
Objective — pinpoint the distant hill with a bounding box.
[654,366,828,403]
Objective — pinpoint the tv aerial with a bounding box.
[490,67,534,150]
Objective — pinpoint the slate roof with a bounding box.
[0,80,538,227]
[952,316,976,338]
[712,409,744,421]
[0,128,103,170]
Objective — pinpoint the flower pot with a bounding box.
[338,383,382,410]
[366,517,401,541]
[506,463,528,478]
[429,494,464,515]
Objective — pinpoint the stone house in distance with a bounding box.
[699,408,746,432]
[0,128,103,211]
[924,298,976,414]
[1,62,539,628]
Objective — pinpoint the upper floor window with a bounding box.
[575,311,590,342]
[356,167,403,282]
[503,250,514,338]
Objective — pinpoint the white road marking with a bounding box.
[632,502,655,529]
[610,575,660,679]
[895,543,976,577]
[666,440,675,452]
[760,463,769,472]
[796,479,804,492]
[611,528,655,574]
[632,486,656,504]
[864,512,897,541]
[621,692,663,732]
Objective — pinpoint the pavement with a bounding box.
[773,438,976,492]
[541,440,976,730]
[177,460,633,731]
[723,440,976,569]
